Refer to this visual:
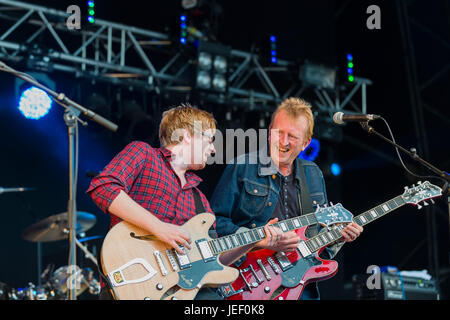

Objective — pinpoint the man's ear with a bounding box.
[182,129,192,144]
[302,138,312,151]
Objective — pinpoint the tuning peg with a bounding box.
[418,181,422,185]
[423,201,429,206]
[417,204,423,210]
[330,202,334,206]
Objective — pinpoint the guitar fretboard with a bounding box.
[208,212,319,255]
[304,195,406,254]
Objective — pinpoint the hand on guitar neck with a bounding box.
[256,218,301,252]
[339,222,363,242]
[256,218,363,253]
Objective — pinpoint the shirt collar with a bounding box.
[159,147,203,188]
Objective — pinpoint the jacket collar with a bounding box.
[258,152,303,184]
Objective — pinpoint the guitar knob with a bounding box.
[156,283,164,291]
[264,286,271,293]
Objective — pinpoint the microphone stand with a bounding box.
[0,61,118,300]
[359,122,450,184]
[360,121,450,286]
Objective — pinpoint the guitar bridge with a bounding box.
[274,252,293,272]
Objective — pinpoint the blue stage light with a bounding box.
[18,87,52,120]
[270,35,276,42]
[331,163,341,176]
[180,15,186,22]
[298,138,320,161]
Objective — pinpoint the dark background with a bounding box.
[0,0,449,299]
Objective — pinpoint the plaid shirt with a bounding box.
[86,141,213,229]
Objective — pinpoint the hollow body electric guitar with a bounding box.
[100,203,353,300]
[224,181,443,300]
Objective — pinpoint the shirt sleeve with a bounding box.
[86,141,151,213]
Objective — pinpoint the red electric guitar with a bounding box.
[221,181,443,300]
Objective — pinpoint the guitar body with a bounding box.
[227,226,338,300]
[101,213,238,300]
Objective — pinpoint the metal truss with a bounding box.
[0,0,371,116]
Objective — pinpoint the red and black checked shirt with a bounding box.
[86,141,214,229]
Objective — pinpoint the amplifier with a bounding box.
[352,273,439,300]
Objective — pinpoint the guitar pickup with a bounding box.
[196,239,215,263]
[172,245,191,270]
[274,252,293,272]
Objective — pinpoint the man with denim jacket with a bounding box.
[210,97,363,300]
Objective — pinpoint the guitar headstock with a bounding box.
[401,181,442,208]
[314,203,354,229]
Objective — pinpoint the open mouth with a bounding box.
[279,147,290,153]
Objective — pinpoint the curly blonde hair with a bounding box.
[159,103,216,147]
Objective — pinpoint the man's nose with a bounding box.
[279,132,289,145]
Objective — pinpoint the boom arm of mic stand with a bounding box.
[359,121,450,184]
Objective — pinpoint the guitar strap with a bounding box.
[192,187,206,214]
[296,158,314,215]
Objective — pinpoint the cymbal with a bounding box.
[21,211,96,242]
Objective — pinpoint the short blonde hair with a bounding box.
[159,103,216,147]
[270,97,314,140]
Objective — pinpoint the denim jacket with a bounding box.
[210,151,343,261]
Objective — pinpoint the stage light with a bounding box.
[269,34,277,64]
[198,52,212,70]
[180,14,188,45]
[347,53,354,82]
[213,55,227,74]
[196,71,211,89]
[212,74,226,92]
[18,87,52,120]
[87,1,95,24]
[195,41,231,93]
[331,163,341,176]
[298,138,320,161]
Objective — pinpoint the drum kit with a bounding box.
[2,208,101,300]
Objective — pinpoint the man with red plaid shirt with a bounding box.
[87,104,281,300]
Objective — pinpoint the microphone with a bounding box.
[333,112,380,125]
[0,187,35,194]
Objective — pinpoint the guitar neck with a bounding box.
[304,195,406,254]
[208,212,319,255]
